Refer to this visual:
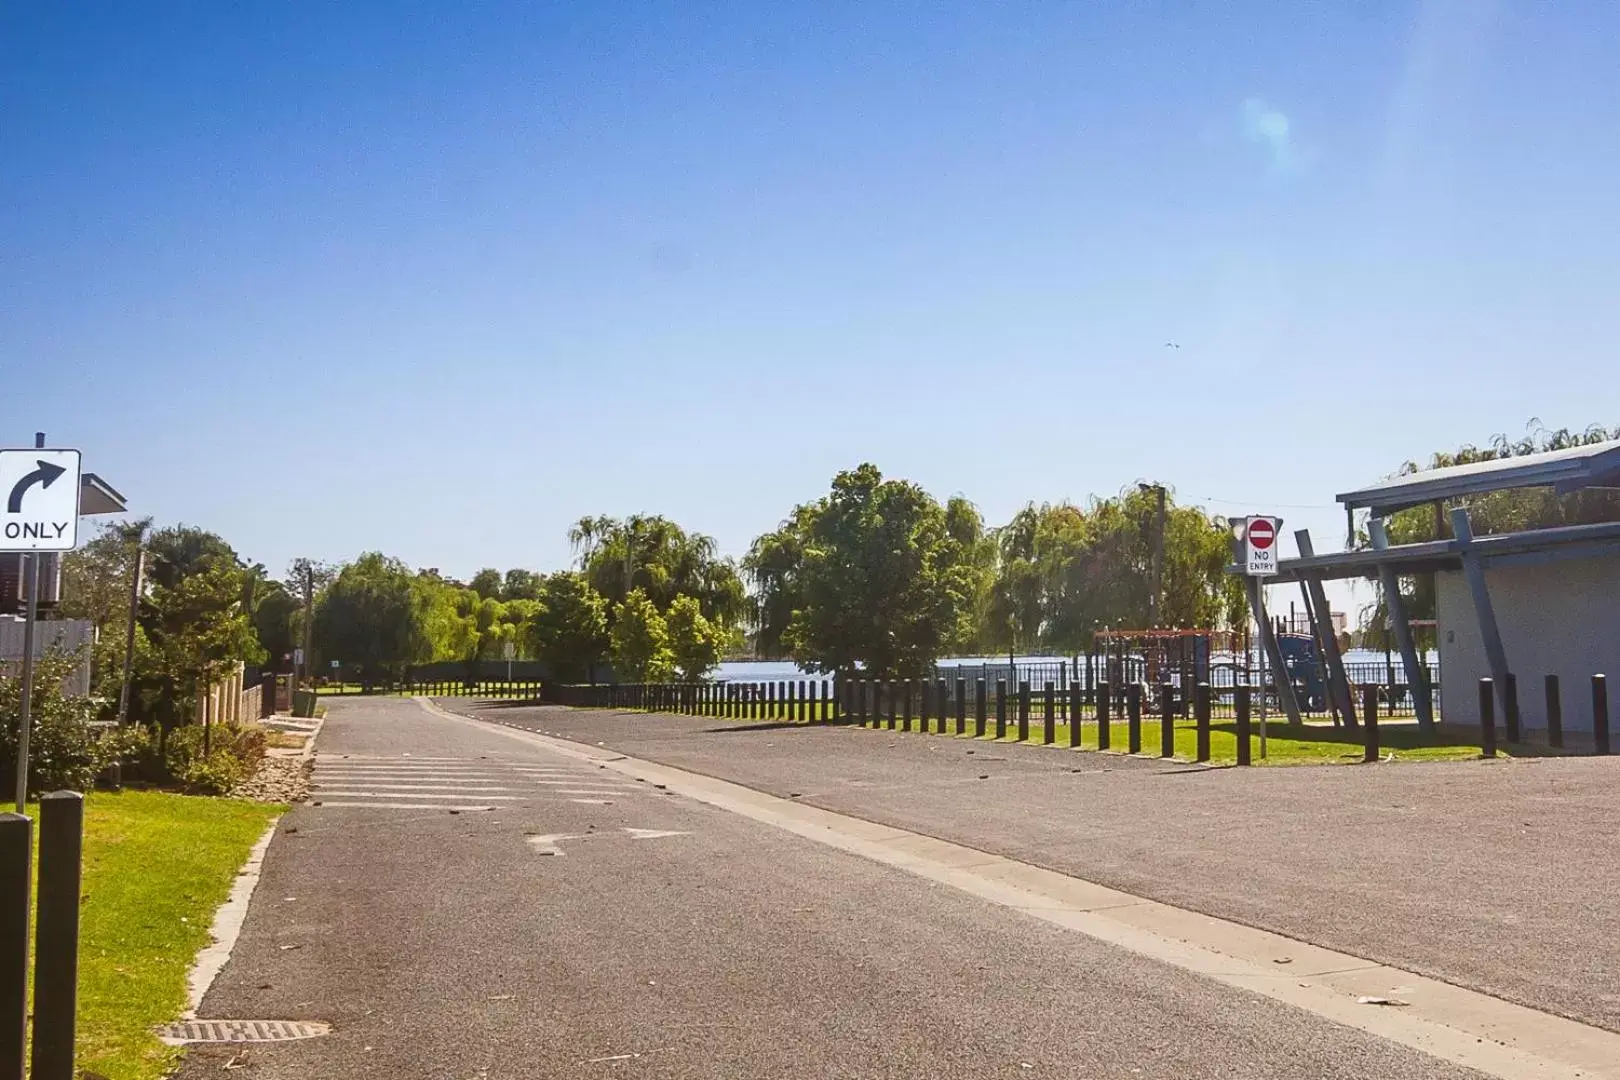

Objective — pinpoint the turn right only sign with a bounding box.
[0,448,82,551]
[1244,516,1280,576]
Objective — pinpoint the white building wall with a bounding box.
[1436,551,1620,732]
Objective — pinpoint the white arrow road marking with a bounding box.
[527,833,585,855]
[623,829,691,840]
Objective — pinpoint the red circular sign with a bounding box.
[1248,518,1276,549]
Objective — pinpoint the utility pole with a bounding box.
[1142,483,1167,627]
[115,532,145,727]
[300,562,314,688]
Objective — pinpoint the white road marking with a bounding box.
[311,783,517,792]
[550,789,630,796]
[525,779,636,787]
[313,791,523,801]
[527,833,584,855]
[568,798,615,805]
[311,802,497,811]
[623,828,690,840]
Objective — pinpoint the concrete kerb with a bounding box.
[418,696,1620,1080]
[174,709,326,1026]
[178,817,281,1024]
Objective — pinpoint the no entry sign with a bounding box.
[1244,516,1280,576]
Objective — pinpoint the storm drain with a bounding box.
[158,1019,332,1044]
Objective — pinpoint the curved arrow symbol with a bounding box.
[7,460,67,514]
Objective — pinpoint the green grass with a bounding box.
[695,708,1556,764]
[71,790,284,1080]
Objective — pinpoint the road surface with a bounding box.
[452,696,1620,1035]
[177,696,1519,1079]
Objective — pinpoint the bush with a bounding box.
[162,722,267,795]
[0,651,104,793]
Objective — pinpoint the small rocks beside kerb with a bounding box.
[234,755,313,803]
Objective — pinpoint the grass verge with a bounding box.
[73,790,284,1080]
[683,709,1556,764]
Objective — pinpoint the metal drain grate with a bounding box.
[158,1019,332,1043]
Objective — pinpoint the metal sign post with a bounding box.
[2,439,83,810]
[1243,516,1282,761]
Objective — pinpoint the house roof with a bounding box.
[1336,439,1620,517]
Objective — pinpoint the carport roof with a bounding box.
[1336,438,1620,517]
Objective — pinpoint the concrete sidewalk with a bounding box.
[451,699,1620,1035]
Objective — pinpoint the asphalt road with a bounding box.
[177,697,1491,1079]
[450,697,1620,1035]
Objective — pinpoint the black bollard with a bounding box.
[955,678,967,736]
[1479,678,1497,757]
[975,679,987,738]
[1160,682,1175,758]
[887,681,899,730]
[1017,681,1030,742]
[0,814,29,1080]
[995,680,1007,740]
[1503,674,1521,744]
[1069,682,1083,748]
[32,793,84,1080]
[1362,685,1380,763]
[1594,675,1610,755]
[1126,682,1142,754]
[1235,685,1252,766]
[1096,681,1112,750]
[1195,683,1211,763]
[903,680,914,732]
[1043,682,1055,745]
[1545,675,1562,749]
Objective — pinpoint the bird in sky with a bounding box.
[1164,341,1181,349]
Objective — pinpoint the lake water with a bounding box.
[717,648,1438,685]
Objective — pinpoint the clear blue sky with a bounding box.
[4,2,1617,619]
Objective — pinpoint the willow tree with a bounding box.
[568,514,747,630]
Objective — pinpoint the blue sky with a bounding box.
[4,1,1617,619]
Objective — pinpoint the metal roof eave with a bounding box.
[1336,440,1620,517]
[1252,519,1620,584]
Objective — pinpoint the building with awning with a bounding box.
[1266,439,1620,734]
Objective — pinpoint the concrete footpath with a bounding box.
[449,698,1620,1037]
[173,697,1515,1079]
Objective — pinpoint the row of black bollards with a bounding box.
[832,677,1225,764]
[0,792,84,1080]
[1478,675,1610,757]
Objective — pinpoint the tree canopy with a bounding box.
[744,464,989,677]
[570,515,747,630]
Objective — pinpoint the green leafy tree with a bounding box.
[745,464,986,677]
[502,568,542,602]
[609,588,673,681]
[313,554,435,687]
[666,594,725,680]
[569,515,747,630]
[57,518,149,708]
[142,554,266,727]
[526,572,609,681]
[468,568,504,600]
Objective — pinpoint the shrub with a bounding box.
[0,650,104,793]
[162,722,267,795]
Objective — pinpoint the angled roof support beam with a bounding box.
[1295,529,1358,729]
[1368,519,1435,731]
[1450,508,1512,723]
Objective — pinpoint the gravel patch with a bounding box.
[233,752,311,803]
